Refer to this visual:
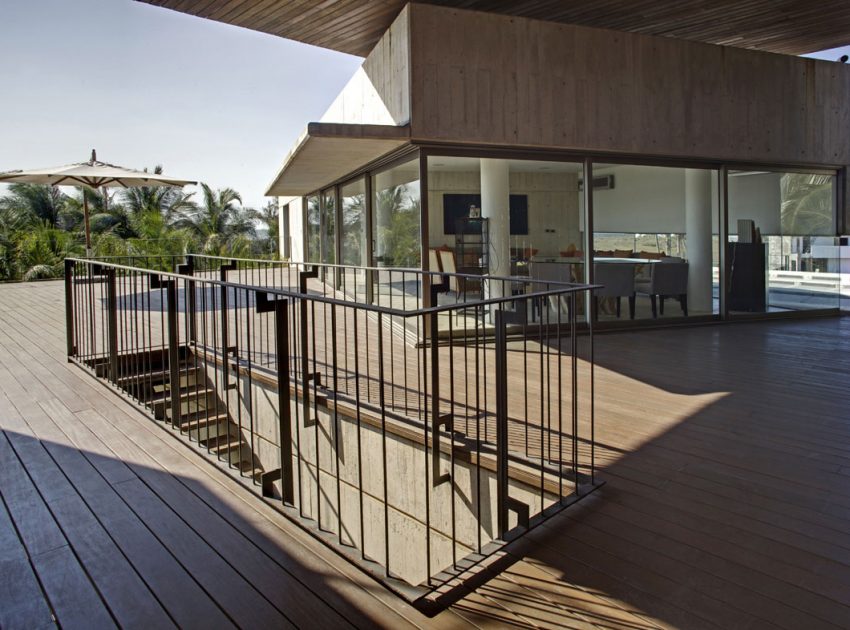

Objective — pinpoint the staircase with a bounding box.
[95,348,262,479]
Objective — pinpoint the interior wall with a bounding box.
[427,169,580,257]
[726,172,783,235]
[593,166,686,233]
[283,196,305,262]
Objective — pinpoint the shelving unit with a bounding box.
[455,216,489,274]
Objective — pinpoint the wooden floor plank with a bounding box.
[0,492,56,630]
[3,279,850,629]
[0,424,176,628]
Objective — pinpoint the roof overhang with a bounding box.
[265,123,410,197]
[138,1,850,57]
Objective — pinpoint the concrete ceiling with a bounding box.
[138,0,850,57]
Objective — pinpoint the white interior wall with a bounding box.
[283,196,305,262]
[593,165,686,233]
[427,170,580,257]
[726,172,782,235]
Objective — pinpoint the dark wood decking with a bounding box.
[2,279,850,629]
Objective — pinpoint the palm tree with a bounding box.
[256,200,279,255]
[122,166,196,218]
[0,183,67,228]
[0,203,36,280]
[16,221,83,280]
[169,183,256,254]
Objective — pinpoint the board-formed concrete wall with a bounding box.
[407,4,850,170]
[203,358,560,586]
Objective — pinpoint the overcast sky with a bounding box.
[0,0,361,209]
[0,0,847,210]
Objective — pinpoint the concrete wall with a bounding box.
[407,4,850,169]
[321,6,411,126]
[210,359,560,587]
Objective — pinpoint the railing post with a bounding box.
[64,258,75,361]
[430,279,450,487]
[255,292,294,504]
[494,308,509,536]
[275,298,294,503]
[106,268,119,384]
[298,267,319,424]
[166,278,181,428]
[220,260,236,354]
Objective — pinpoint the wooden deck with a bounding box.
[2,279,850,629]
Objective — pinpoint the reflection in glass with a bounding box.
[341,178,366,266]
[321,189,336,265]
[340,178,367,298]
[728,170,838,312]
[372,158,421,268]
[592,164,720,321]
[305,195,320,262]
[371,158,421,309]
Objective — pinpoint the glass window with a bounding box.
[728,170,838,312]
[321,189,336,265]
[372,158,421,268]
[592,164,720,321]
[427,155,585,321]
[305,194,320,263]
[341,178,366,266]
[340,178,367,299]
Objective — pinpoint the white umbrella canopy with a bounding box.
[0,149,196,253]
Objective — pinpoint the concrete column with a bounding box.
[480,158,510,300]
[685,168,714,313]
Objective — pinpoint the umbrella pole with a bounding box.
[83,187,92,257]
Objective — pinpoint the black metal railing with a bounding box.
[65,254,600,608]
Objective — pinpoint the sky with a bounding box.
[0,0,362,209]
[0,1,847,211]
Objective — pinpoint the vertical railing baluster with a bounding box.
[276,297,294,504]
[64,259,76,361]
[494,308,509,537]
[166,278,181,429]
[106,268,119,384]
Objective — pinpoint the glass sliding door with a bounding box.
[371,157,421,307]
[321,188,336,265]
[426,154,584,322]
[305,194,321,263]
[727,169,839,313]
[340,177,367,298]
[592,163,720,321]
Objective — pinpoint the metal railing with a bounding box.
[65,254,600,608]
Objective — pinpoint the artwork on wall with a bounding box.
[443,193,528,234]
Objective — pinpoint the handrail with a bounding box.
[69,256,599,318]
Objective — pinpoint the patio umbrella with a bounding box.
[0,149,196,254]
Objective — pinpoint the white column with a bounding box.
[685,168,713,313]
[480,158,510,300]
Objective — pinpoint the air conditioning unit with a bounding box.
[578,174,615,191]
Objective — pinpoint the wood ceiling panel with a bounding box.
[137,0,850,57]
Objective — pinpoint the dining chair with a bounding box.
[593,263,636,320]
[635,261,689,317]
[530,261,575,320]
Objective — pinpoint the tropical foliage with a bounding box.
[0,169,280,282]
[780,173,834,236]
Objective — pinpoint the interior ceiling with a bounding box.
[138,0,850,57]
